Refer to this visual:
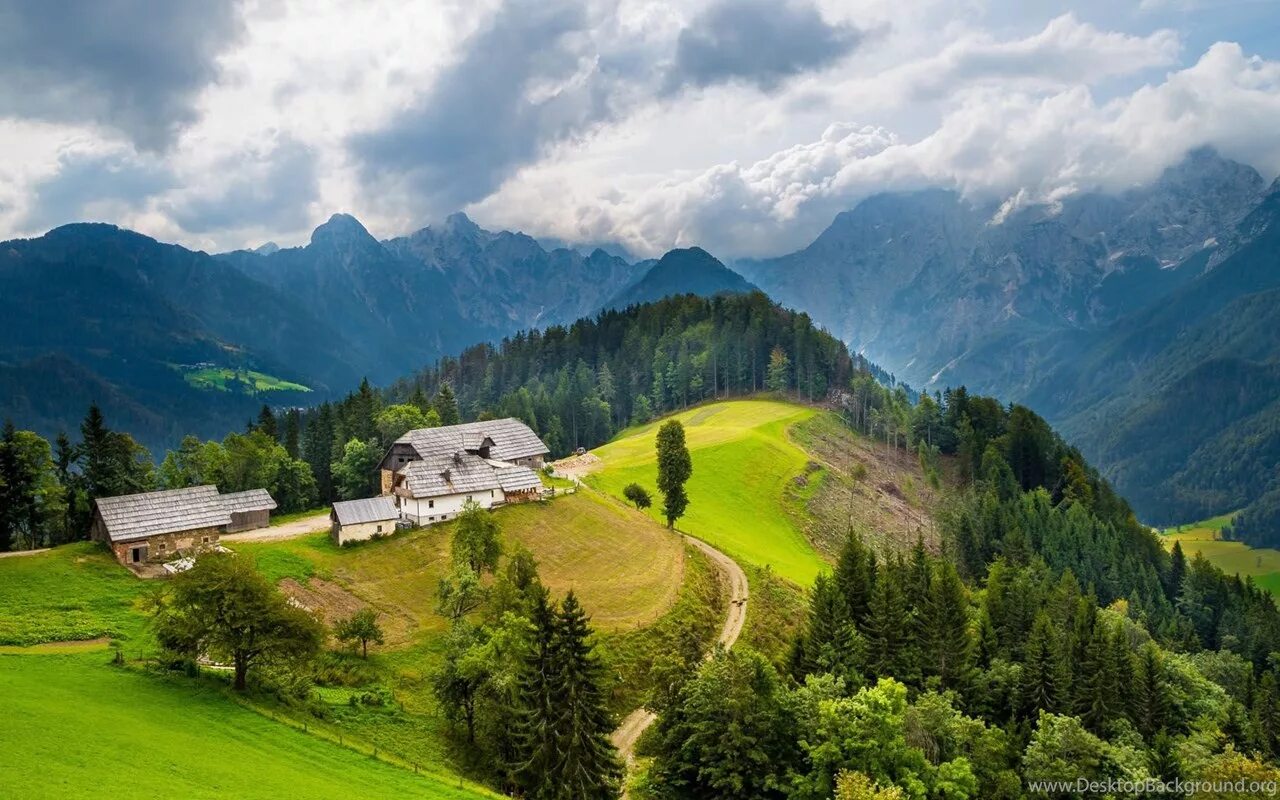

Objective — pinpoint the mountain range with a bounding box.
[0,214,752,450]
[737,148,1280,535]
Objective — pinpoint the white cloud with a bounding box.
[0,0,1278,259]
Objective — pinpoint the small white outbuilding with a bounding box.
[331,496,400,546]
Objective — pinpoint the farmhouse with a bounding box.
[378,418,549,494]
[91,485,277,565]
[376,418,548,526]
[331,496,400,545]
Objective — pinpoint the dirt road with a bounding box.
[221,511,330,543]
[609,533,749,763]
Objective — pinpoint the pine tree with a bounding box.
[511,588,559,794]
[1132,642,1169,739]
[656,420,692,528]
[256,405,278,440]
[1251,670,1280,757]
[434,382,461,426]
[548,592,622,799]
[864,559,911,679]
[283,409,301,458]
[1165,541,1187,603]
[799,574,861,681]
[834,531,874,627]
[1020,611,1061,718]
[927,560,975,694]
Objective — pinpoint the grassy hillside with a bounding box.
[586,400,827,585]
[230,491,684,636]
[0,491,695,792]
[0,652,494,799]
[584,398,947,587]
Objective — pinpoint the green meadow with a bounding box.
[178,365,311,394]
[1161,510,1280,597]
[0,652,494,799]
[586,399,828,586]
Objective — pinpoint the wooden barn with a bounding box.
[378,418,549,495]
[91,485,277,566]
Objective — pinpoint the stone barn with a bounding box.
[331,496,400,546]
[91,485,277,566]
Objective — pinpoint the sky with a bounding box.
[1,0,1279,259]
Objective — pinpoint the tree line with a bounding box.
[0,293,858,552]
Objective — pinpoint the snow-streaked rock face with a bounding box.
[738,148,1269,392]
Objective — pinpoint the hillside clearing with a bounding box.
[0,653,493,800]
[1162,511,1280,596]
[586,399,827,585]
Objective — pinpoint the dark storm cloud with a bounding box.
[167,137,319,233]
[0,0,245,150]
[666,0,860,92]
[348,0,609,217]
[23,151,175,232]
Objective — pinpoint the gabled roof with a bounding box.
[494,463,542,494]
[331,496,400,526]
[397,418,548,463]
[94,485,231,543]
[399,452,501,498]
[219,489,278,514]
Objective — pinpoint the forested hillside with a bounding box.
[640,386,1280,798]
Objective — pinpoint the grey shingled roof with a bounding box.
[399,453,501,498]
[494,464,542,493]
[219,489,278,514]
[398,418,548,463]
[332,496,400,526]
[95,485,231,543]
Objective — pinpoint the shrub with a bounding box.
[623,483,652,511]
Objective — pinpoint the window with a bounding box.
[158,542,166,552]
[467,494,472,501]
[429,516,435,522]
[376,525,383,533]
[202,536,209,544]
[428,499,434,508]
[442,514,448,521]
[490,490,494,497]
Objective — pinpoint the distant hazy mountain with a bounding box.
[606,247,755,309]
[740,148,1280,534]
[0,223,359,448]
[0,213,672,450]
[738,148,1266,392]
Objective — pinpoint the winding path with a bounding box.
[609,533,749,762]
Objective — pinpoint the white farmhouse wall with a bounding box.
[334,518,395,546]
[401,488,503,526]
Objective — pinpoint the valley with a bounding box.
[1161,512,1280,597]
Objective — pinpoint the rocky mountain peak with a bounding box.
[309,213,375,248]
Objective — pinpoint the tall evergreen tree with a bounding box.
[656,420,692,528]
[1020,611,1062,718]
[548,592,622,799]
[927,560,975,694]
[283,409,301,458]
[511,587,560,795]
[1132,642,1169,739]
[834,531,874,627]
[434,382,461,427]
[256,405,278,440]
[864,559,912,679]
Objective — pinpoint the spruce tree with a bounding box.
[1132,642,1169,739]
[1165,541,1187,603]
[549,592,622,799]
[511,588,560,794]
[256,405,278,440]
[864,559,911,679]
[656,420,692,528]
[927,560,975,694]
[434,382,461,426]
[834,531,874,627]
[283,409,301,458]
[799,574,861,681]
[1020,611,1061,718]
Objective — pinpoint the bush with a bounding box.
[623,483,652,511]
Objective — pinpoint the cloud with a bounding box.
[483,40,1280,259]
[22,149,175,233]
[348,0,608,218]
[0,0,245,150]
[664,0,860,93]
[879,14,1181,103]
[166,137,319,234]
